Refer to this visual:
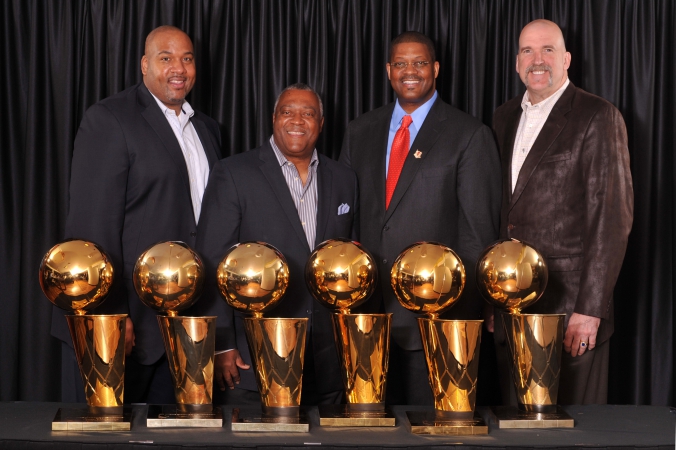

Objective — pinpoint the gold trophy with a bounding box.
[391,242,487,435]
[217,242,309,432]
[305,238,394,427]
[40,239,130,431]
[476,238,573,428]
[133,241,221,427]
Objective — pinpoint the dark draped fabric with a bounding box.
[1,0,673,406]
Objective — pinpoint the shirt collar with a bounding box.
[392,90,438,129]
[521,78,570,110]
[269,136,319,168]
[148,90,194,118]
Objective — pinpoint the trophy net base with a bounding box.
[318,404,396,427]
[491,405,574,428]
[406,410,487,435]
[52,407,132,431]
[231,407,309,432]
[146,405,222,427]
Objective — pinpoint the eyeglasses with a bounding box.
[389,61,430,70]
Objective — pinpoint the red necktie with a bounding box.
[385,115,413,209]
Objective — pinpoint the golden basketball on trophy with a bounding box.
[39,239,127,429]
[305,239,391,425]
[218,242,306,422]
[475,238,572,428]
[132,241,220,424]
[305,238,377,313]
[133,240,205,316]
[475,238,548,313]
[40,239,114,314]
[391,242,486,435]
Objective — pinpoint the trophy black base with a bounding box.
[146,405,223,428]
[318,404,396,427]
[52,407,132,431]
[406,410,488,435]
[231,407,309,432]
[491,405,574,428]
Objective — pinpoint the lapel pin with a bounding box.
[414,150,422,159]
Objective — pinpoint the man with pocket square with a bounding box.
[190,83,358,405]
[491,20,633,404]
[339,31,502,405]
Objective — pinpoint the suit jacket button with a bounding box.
[383,226,390,231]
[190,231,197,237]
[507,224,515,231]
[383,259,388,264]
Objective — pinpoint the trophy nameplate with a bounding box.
[318,404,396,427]
[231,407,309,432]
[146,405,223,428]
[490,405,574,428]
[406,411,487,435]
[52,407,132,431]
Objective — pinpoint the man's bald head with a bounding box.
[144,25,190,55]
[516,19,571,104]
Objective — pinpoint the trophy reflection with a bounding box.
[305,239,394,426]
[40,239,130,431]
[391,242,487,435]
[476,239,573,427]
[134,241,221,427]
[218,242,309,431]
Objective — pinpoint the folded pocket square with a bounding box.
[337,203,350,215]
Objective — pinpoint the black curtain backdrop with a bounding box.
[1,0,673,406]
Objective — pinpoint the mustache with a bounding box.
[526,64,552,74]
[399,76,423,82]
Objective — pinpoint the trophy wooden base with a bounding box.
[491,405,574,428]
[52,407,132,431]
[406,410,488,435]
[146,405,223,427]
[318,404,396,427]
[231,407,309,432]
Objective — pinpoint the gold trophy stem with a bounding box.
[66,314,127,415]
[418,318,482,416]
[157,315,216,412]
[501,312,565,412]
[332,313,391,409]
[244,317,308,415]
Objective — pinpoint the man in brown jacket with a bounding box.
[491,19,633,404]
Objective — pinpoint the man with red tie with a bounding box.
[339,31,501,405]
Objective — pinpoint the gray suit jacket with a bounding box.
[190,141,358,392]
[339,97,502,350]
[492,83,633,344]
[51,82,222,365]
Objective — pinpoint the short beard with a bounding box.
[524,64,553,88]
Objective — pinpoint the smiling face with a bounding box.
[386,42,440,113]
[272,89,324,162]
[516,20,571,104]
[141,28,196,114]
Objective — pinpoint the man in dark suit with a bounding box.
[339,31,502,405]
[190,83,358,405]
[51,25,222,404]
[491,19,633,404]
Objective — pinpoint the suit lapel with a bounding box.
[314,155,332,247]
[384,99,444,223]
[138,84,193,204]
[501,103,523,205]
[510,84,575,209]
[191,114,220,168]
[369,104,394,224]
[258,143,311,251]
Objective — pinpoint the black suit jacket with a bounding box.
[339,97,502,350]
[492,83,633,344]
[189,141,359,393]
[51,82,222,365]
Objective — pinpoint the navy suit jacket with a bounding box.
[339,97,502,350]
[190,141,359,393]
[51,82,222,365]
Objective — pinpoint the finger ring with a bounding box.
[580,342,587,348]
